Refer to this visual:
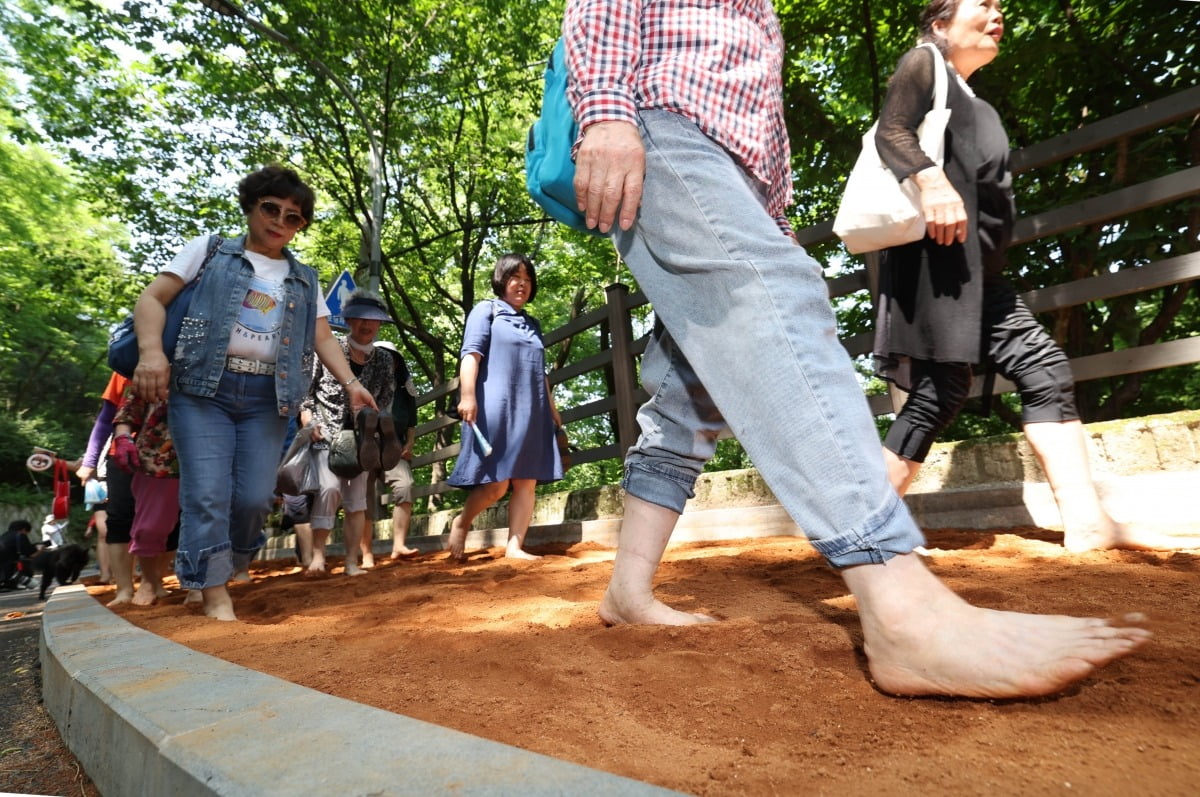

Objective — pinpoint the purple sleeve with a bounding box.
[82,400,118,469]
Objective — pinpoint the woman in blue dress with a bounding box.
[447,253,565,561]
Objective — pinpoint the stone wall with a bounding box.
[261,410,1200,559]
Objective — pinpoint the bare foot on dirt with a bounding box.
[1064,519,1200,553]
[305,551,327,577]
[447,515,468,562]
[845,552,1151,698]
[154,584,169,599]
[202,585,237,621]
[504,539,542,560]
[131,582,158,606]
[361,552,375,569]
[107,588,133,608]
[344,563,367,577]
[230,570,251,583]
[183,590,203,608]
[389,546,419,559]
[598,587,716,626]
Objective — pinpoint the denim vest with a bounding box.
[171,235,318,417]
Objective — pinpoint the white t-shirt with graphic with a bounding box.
[165,236,330,363]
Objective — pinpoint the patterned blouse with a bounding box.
[113,386,178,477]
[300,336,396,436]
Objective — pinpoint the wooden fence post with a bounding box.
[604,283,640,458]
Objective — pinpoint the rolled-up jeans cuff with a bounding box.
[807,492,925,569]
[231,532,266,574]
[621,461,697,515]
[176,541,233,590]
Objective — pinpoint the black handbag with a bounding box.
[327,429,362,479]
[107,235,222,378]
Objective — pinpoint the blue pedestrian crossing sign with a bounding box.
[325,270,357,330]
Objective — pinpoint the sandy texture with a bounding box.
[95,529,1199,796]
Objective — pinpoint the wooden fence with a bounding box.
[408,84,1200,500]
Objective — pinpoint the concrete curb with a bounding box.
[40,585,681,796]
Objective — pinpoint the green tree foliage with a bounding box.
[0,73,133,486]
[1,0,1195,497]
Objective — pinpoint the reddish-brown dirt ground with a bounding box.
[92,529,1199,796]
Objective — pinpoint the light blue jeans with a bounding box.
[615,110,925,568]
[170,371,289,589]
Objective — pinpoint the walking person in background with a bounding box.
[76,371,128,584]
[870,0,1200,553]
[132,164,375,620]
[446,253,566,562]
[375,339,421,560]
[564,0,1150,698]
[299,290,399,577]
[112,386,181,606]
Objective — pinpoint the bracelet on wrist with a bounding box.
[343,376,360,388]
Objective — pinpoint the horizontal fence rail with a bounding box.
[408,85,1200,500]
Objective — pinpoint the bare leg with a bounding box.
[599,494,715,626]
[842,551,1150,698]
[448,481,508,561]
[1024,420,1200,551]
[94,511,112,582]
[106,542,134,607]
[882,447,922,497]
[359,516,375,569]
[342,510,367,576]
[389,502,417,557]
[201,584,237,621]
[306,528,330,575]
[294,522,313,568]
[131,555,163,606]
[155,552,172,597]
[504,479,541,560]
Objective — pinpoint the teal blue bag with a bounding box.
[525,39,602,236]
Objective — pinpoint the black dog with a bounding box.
[31,544,89,600]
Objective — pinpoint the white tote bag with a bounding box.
[833,43,951,254]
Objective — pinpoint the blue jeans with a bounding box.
[615,110,924,568]
[170,371,289,589]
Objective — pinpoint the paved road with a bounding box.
[0,573,99,796]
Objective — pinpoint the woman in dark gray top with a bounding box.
[872,0,1197,551]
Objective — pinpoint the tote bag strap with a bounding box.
[916,42,949,114]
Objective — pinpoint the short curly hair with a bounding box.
[237,164,316,225]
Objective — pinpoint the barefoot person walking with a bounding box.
[870,0,1200,553]
[132,165,375,620]
[446,254,566,562]
[564,0,1150,697]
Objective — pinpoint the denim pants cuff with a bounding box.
[175,542,233,590]
[621,462,697,515]
[807,492,926,569]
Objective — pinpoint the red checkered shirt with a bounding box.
[563,0,793,223]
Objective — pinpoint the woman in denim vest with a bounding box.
[132,165,375,621]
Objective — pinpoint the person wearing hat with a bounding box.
[299,289,403,576]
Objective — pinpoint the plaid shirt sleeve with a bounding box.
[563,0,642,133]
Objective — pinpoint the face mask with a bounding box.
[348,336,375,356]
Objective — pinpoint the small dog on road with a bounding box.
[32,543,89,600]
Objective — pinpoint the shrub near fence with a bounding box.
[408,85,1200,502]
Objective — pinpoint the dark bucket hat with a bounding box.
[342,293,392,323]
